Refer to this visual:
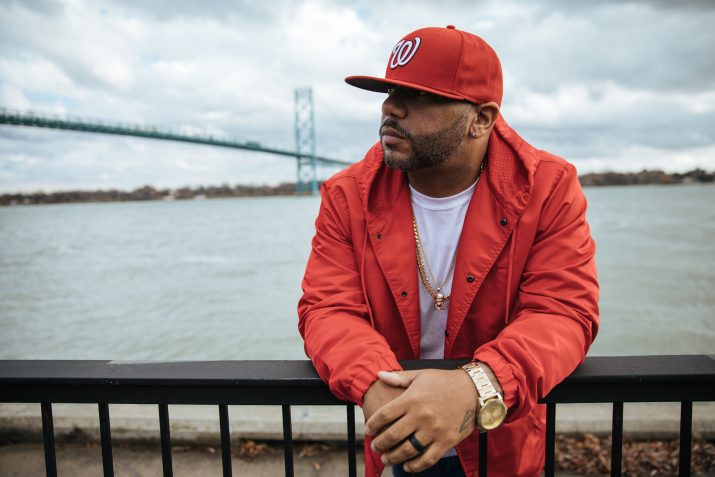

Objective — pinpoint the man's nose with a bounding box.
[381,93,407,119]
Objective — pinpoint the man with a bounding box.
[298,25,599,477]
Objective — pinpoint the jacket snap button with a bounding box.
[401,291,408,297]
[500,218,508,226]
[376,233,382,240]
[466,274,475,283]
[444,330,449,337]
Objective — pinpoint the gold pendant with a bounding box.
[434,292,446,310]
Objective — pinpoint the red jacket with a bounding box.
[298,116,599,476]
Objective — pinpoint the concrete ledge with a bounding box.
[1,402,714,445]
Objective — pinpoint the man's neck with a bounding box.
[407,140,488,198]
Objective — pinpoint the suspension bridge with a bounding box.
[0,88,352,194]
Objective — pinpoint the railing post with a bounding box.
[41,402,57,477]
[679,401,692,477]
[611,402,623,476]
[158,404,173,477]
[98,403,115,477]
[544,403,556,477]
[479,431,488,476]
[347,405,357,477]
[219,404,233,477]
[282,405,294,477]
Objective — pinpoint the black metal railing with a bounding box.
[1,355,713,477]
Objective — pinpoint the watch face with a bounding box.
[479,399,507,430]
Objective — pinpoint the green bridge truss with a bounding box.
[0,106,352,193]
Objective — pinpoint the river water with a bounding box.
[1,184,713,360]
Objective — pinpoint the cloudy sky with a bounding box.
[1,0,714,193]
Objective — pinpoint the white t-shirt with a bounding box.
[409,180,477,359]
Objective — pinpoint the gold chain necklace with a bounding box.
[411,159,486,311]
[413,216,458,310]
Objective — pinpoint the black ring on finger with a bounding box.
[407,433,426,455]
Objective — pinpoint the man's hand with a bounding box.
[364,368,478,473]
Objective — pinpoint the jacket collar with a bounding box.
[358,115,537,357]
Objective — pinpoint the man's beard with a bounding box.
[380,113,468,171]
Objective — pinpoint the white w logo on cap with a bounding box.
[389,38,421,69]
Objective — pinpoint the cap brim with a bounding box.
[345,75,466,101]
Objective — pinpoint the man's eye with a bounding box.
[386,87,430,98]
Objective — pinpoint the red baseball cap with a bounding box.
[346,25,503,106]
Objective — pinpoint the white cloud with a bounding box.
[507,81,715,126]
[0,56,76,96]
[0,84,31,110]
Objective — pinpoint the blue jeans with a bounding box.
[392,456,466,477]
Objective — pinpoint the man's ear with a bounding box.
[468,102,500,138]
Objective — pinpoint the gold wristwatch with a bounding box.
[461,362,508,432]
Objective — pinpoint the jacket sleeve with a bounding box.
[298,181,402,406]
[474,165,599,421]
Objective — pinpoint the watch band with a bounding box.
[462,362,500,401]
[461,362,508,432]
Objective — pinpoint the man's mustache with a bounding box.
[380,118,411,140]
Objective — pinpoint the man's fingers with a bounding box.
[365,369,426,436]
[376,370,413,388]
[368,409,413,451]
[380,432,429,465]
[364,395,407,436]
[401,443,446,474]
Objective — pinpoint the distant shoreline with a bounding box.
[578,168,713,187]
[2,168,713,206]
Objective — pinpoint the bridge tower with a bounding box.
[294,87,318,194]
